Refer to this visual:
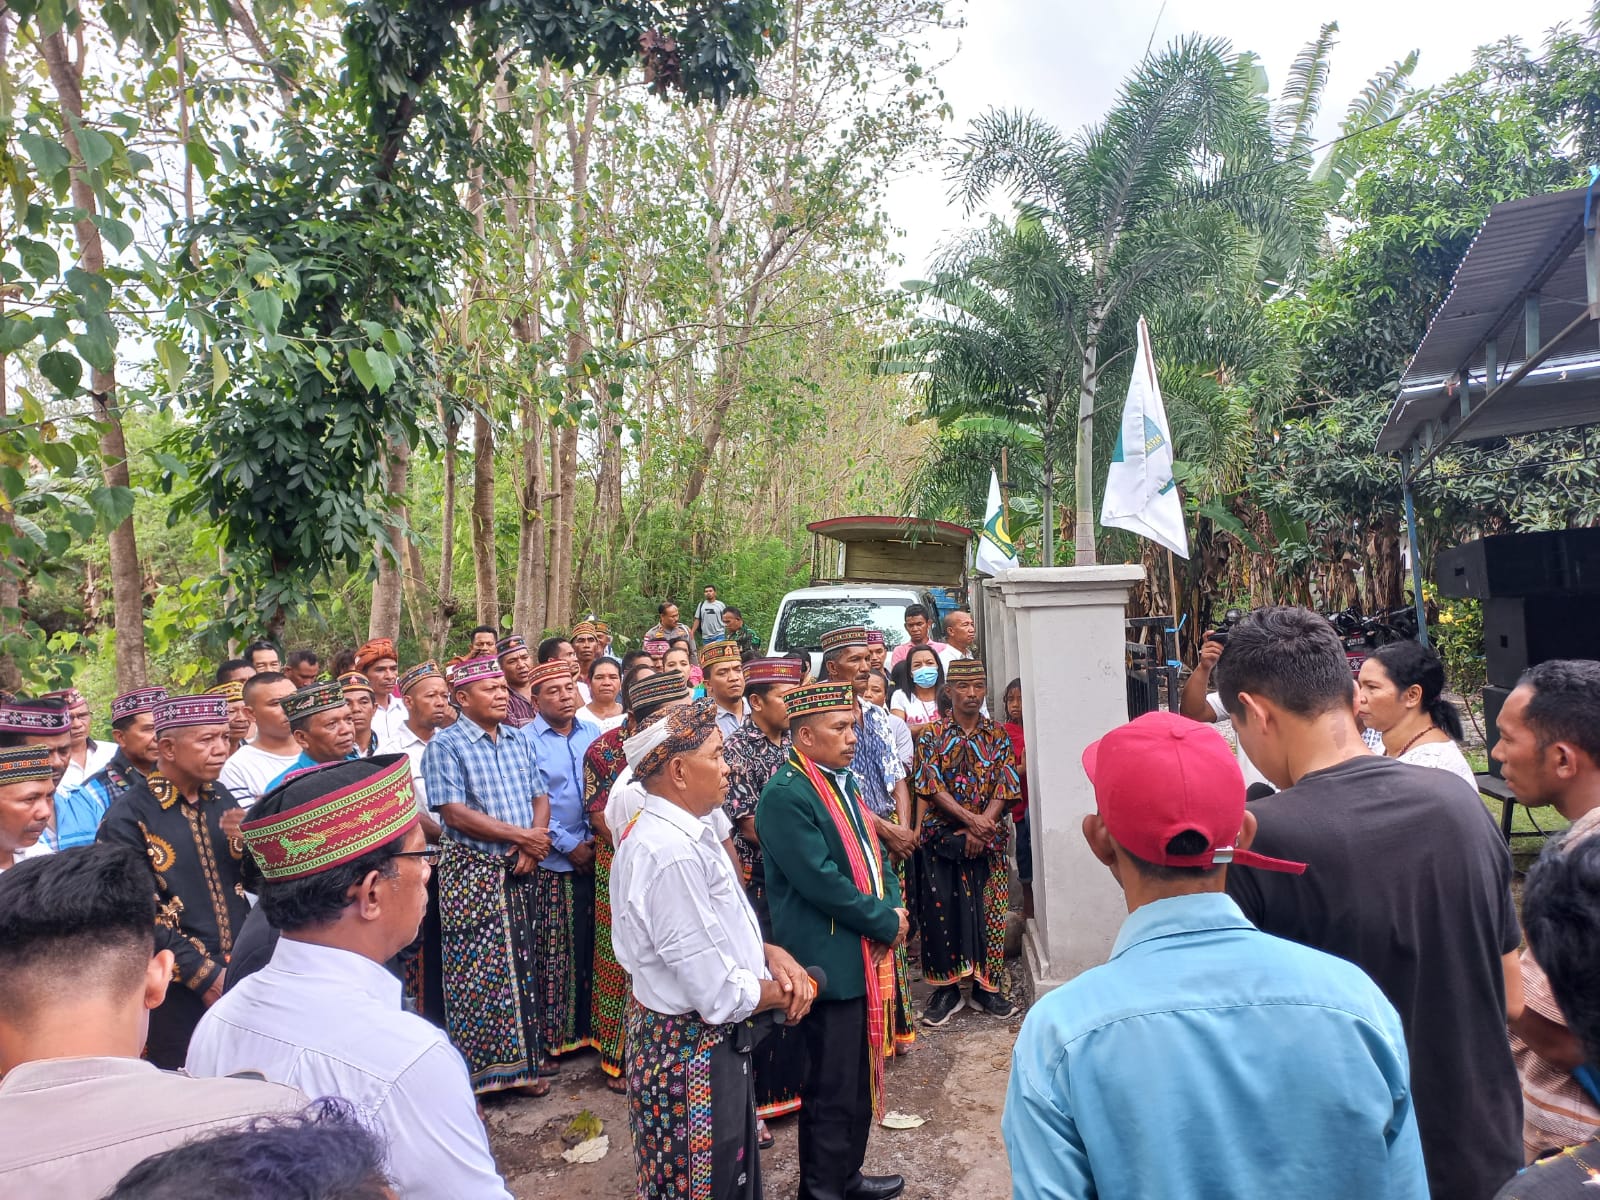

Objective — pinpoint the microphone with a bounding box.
[770,966,827,1026]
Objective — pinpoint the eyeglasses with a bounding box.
[391,848,441,867]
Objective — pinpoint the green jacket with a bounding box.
[756,759,902,1001]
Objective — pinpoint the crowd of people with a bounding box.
[1,597,1598,1200]
[0,595,1027,1199]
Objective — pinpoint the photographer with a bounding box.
[1179,615,1274,793]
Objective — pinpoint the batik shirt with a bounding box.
[723,723,791,885]
[851,702,906,818]
[504,690,537,729]
[582,725,628,817]
[55,751,145,849]
[97,772,250,996]
[912,717,1020,851]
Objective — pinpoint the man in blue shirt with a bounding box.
[55,687,166,849]
[1004,712,1427,1200]
[526,660,601,1066]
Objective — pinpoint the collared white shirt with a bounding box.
[714,698,750,742]
[187,938,510,1200]
[369,693,410,750]
[612,791,769,1024]
[56,740,116,799]
[0,840,53,873]
[377,720,432,815]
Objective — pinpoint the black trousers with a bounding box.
[798,997,871,1200]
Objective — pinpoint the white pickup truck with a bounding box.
[768,583,940,677]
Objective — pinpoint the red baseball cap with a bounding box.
[1082,712,1306,875]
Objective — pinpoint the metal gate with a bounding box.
[1126,616,1180,719]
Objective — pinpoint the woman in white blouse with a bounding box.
[890,645,944,730]
[1356,640,1478,792]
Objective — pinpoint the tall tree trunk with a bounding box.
[432,399,459,654]
[1073,308,1105,567]
[0,284,17,693]
[42,29,148,690]
[471,409,499,628]
[512,316,548,638]
[368,441,405,641]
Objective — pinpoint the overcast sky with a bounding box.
[882,0,1591,283]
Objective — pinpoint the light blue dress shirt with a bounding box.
[530,714,600,871]
[1004,892,1428,1200]
[422,718,547,855]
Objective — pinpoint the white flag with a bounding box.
[975,469,1019,576]
[1100,317,1189,558]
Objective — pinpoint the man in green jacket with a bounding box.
[757,682,908,1200]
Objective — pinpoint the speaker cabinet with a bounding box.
[1482,684,1512,779]
[1437,529,1600,599]
[1483,596,1600,688]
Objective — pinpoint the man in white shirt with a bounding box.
[612,700,813,1200]
[379,660,451,838]
[0,844,303,1200]
[939,610,977,669]
[188,754,510,1200]
[701,639,750,739]
[217,673,302,807]
[355,637,408,748]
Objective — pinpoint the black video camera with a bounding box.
[1207,607,1245,645]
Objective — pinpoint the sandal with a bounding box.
[606,1076,628,1095]
[512,1077,552,1098]
[537,1060,561,1078]
[757,1120,775,1151]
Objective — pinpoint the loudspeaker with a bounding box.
[1482,684,1511,779]
[1483,595,1600,688]
[1436,529,1600,599]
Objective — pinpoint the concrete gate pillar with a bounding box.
[999,565,1145,995]
[980,577,1016,696]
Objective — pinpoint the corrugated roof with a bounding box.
[1377,186,1600,455]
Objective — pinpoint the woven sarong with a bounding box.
[625,1001,760,1200]
[534,866,598,1058]
[591,837,630,1077]
[437,841,542,1093]
[917,843,1008,991]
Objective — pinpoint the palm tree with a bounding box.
[949,34,1313,564]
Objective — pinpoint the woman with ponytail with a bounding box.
[1356,641,1478,791]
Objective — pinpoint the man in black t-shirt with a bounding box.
[1214,606,1522,1200]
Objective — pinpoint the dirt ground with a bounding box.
[485,959,1028,1200]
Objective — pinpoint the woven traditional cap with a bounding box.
[242,754,420,882]
[113,686,169,722]
[496,634,528,660]
[353,638,397,672]
[945,658,986,682]
[0,699,70,736]
[628,670,690,716]
[783,682,856,718]
[572,620,598,639]
[398,660,443,695]
[0,744,54,784]
[820,626,869,653]
[153,694,229,736]
[527,660,573,692]
[699,639,743,669]
[643,638,670,656]
[595,621,611,637]
[337,671,375,696]
[865,630,885,646]
[744,657,804,687]
[449,656,504,688]
[43,687,85,707]
[280,680,347,724]
[206,680,244,704]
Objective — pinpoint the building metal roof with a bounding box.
[1378,185,1600,464]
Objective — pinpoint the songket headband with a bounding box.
[633,700,720,779]
[783,682,855,719]
[743,658,804,687]
[0,700,70,736]
[628,670,690,715]
[205,681,245,704]
[153,694,229,735]
[595,622,611,637]
[353,638,397,672]
[113,687,169,721]
[241,754,419,882]
[0,744,54,783]
[642,638,670,657]
[280,681,347,723]
[496,635,528,659]
[820,626,869,652]
[527,661,572,691]
[337,671,375,696]
[945,659,986,682]
[398,661,443,695]
[450,656,504,688]
[698,640,743,669]
[572,621,598,639]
